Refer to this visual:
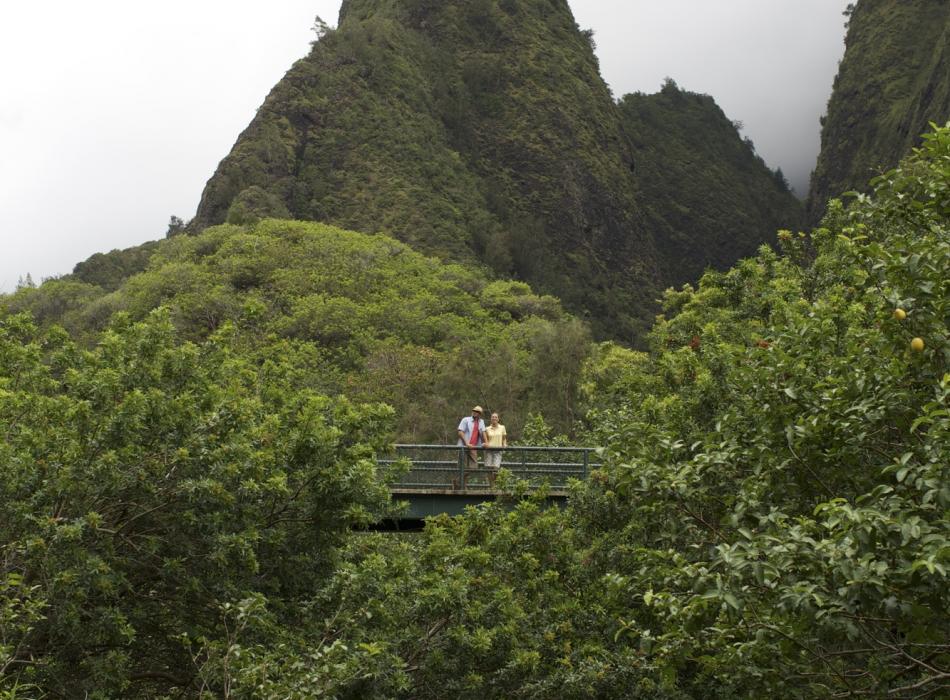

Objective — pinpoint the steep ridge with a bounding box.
[620,81,803,288]
[192,0,801,341]
[807,0,950,222]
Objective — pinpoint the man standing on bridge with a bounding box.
[457,405,487,486]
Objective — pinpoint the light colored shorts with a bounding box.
[484,450,503,469]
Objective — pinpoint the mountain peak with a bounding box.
[192,0,800,341]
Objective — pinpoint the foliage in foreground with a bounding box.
[572,123,950,697]
[0,310,394,696]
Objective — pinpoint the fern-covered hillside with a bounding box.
[191,0,801,341]
[807,0,950,221]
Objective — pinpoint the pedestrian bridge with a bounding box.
[377,444,600,520]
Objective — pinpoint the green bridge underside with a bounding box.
[379,444,599,519]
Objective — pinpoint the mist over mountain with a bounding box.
[619,81,802,288]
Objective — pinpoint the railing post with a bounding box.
[583,449,589,479]
[457,445,465,490]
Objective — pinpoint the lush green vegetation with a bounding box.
[214,122,946,700]
[232,122,946,699]
[807,0,950,222]
[0,309,397,696]
[3,0,947,692]
[4,219,590,441]
[71,241,161,292]
[3,113,947,696]
[191,0,801,341]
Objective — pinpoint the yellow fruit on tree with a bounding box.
[893,308,907,320]
[911,337,925,352]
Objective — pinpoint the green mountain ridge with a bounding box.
[191,0,801,341]
[806,0,950,221]
[620,81,802,287]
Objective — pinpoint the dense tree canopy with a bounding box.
[1,3,946,697]
[0,310,395,696]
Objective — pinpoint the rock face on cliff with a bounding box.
[807,0,950,222]
[192,0,801,340]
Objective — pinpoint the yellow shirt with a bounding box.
[484,424,507,448]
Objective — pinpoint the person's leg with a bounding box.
[485,450,501,487]
[463,448,478,487]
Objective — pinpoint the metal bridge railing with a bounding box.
[378,444,600,491]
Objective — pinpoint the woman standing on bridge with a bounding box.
[483,412,507,487]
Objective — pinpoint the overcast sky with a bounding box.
[0,0,850,292]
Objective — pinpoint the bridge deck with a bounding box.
[390,487,570,497]
[380,445,596,519]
